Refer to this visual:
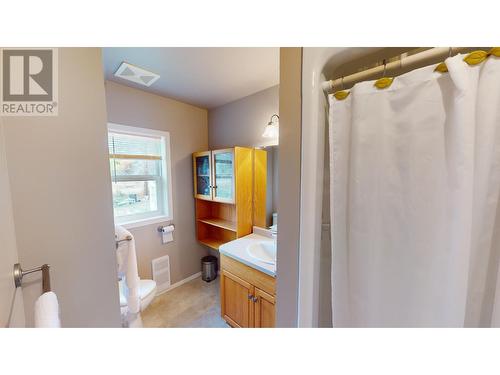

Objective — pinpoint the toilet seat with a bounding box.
[119,279,157,312]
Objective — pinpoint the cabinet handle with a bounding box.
[252,296,258,303]
[248,294,253,300]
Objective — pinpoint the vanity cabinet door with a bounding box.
[220,270,254,328]
[254,287,276,328]
[193,151,213,200]
[212,149,235,203]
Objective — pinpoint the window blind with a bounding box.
[108,131,162,160]
[109,131,163,180]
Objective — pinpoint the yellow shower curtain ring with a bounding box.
[333,76,350,101]
[433,48,453,74]
[374,59,394,89]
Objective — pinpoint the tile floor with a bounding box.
[141,276,229,328]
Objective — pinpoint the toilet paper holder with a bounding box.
[157,224,174,233]
[158,225,175,244]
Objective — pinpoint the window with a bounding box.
[108,123,172,227]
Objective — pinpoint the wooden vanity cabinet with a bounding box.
[220,270,254,328]
[254,288,276,328]
[220,254,276,328]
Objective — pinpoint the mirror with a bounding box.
[253,145,278,231]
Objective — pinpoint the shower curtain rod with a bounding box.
[322,47,472,93]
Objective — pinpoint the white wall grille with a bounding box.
[152,255,171,293]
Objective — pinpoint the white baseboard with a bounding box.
[155,271,202,297]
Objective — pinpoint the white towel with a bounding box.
[34,291,61,328]
[115,225,141,314]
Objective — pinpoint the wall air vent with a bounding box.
[152,255,171,294]
[114,62,160,87]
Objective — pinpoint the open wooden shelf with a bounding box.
[197,217,237,232]
[196,217,237,251]
[198,237,226,251]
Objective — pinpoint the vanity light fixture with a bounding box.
[262,114,279,140]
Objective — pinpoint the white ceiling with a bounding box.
[102,48,279,109]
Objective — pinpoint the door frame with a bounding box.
[0,120,25,327]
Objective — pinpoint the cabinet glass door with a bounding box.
[213,149,234,203]
[194,151,212,200]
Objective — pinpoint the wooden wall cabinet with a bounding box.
[194,148,236,203]
[193,147,266,251]
[193,150,213,200]
[220,254,275,328]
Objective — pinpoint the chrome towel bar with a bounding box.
[115,235,132,249]
[13,263,51,293]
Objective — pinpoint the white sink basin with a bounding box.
[246,241,276,264]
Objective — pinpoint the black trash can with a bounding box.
[201,255,218,282]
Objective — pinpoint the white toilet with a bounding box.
[115,225,157,315]
[119,278,157,314]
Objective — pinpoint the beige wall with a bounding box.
[208,86,279,225]
[276,47,302,327]
[105,81,209,283]
[3,48,121,327]
[208,85,279,149]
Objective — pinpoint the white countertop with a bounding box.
[219,232,276,277]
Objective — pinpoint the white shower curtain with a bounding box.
[329,53,500,327]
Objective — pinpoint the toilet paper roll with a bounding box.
[161,225,174,244]
[161,225,175,233]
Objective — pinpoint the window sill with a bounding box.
[117,215,172,230]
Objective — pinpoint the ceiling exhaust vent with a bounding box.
[114,62,160,87]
